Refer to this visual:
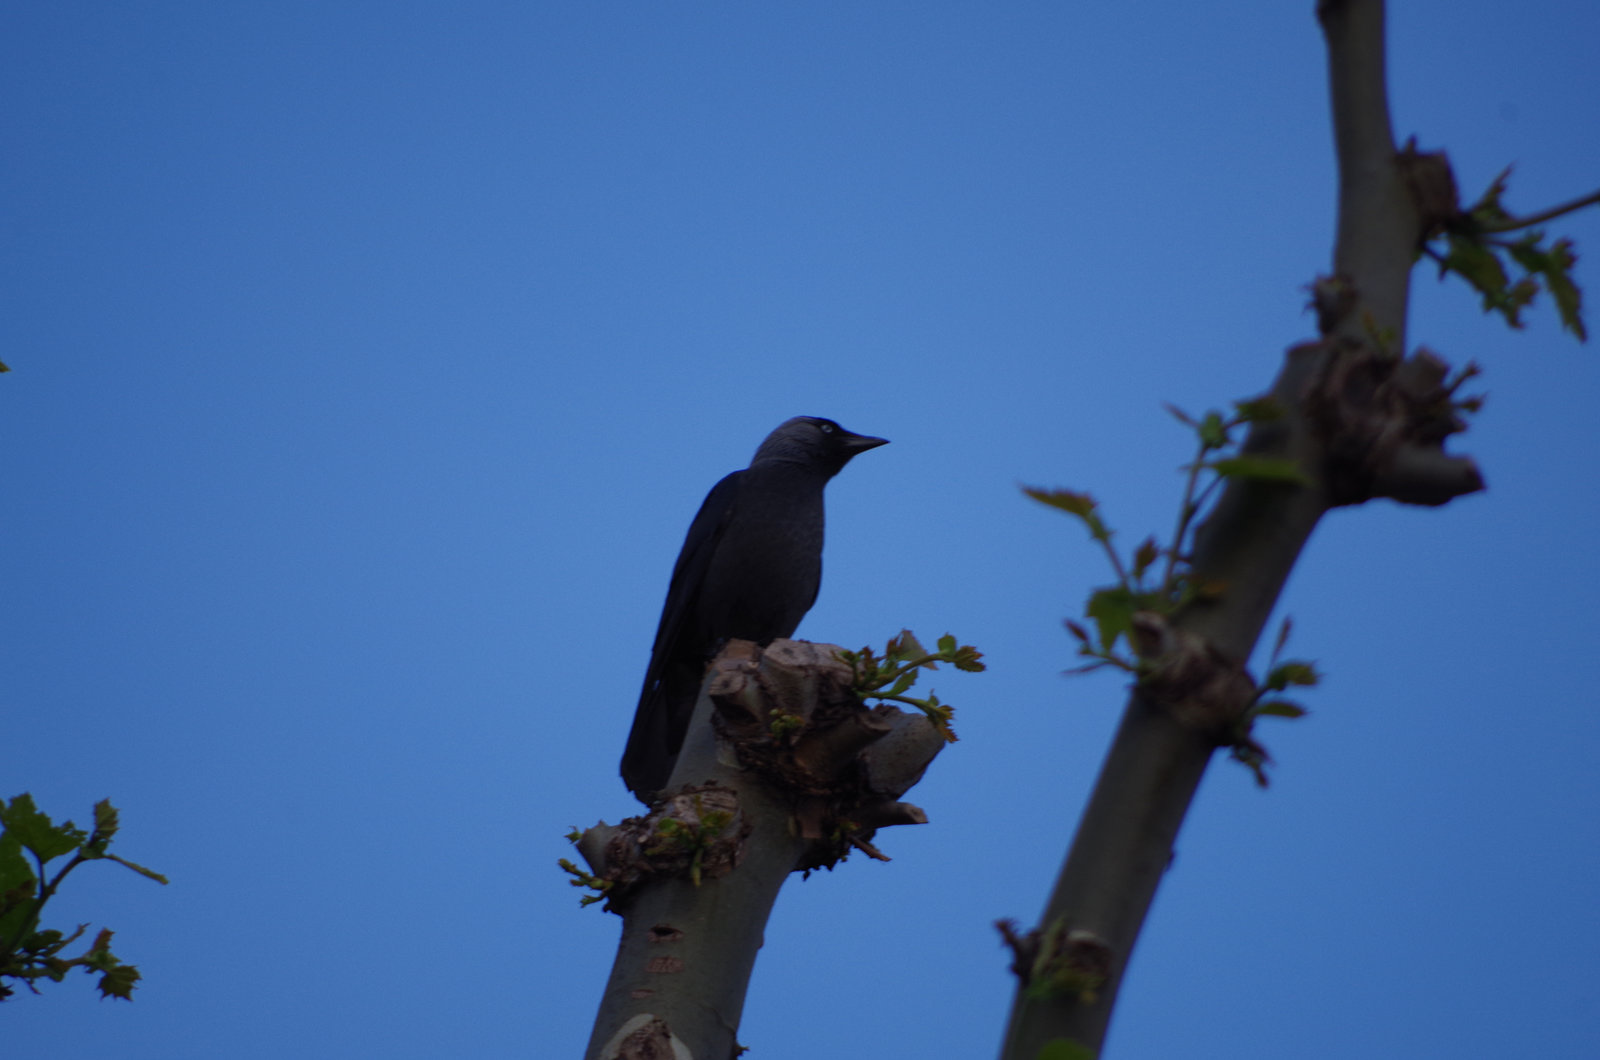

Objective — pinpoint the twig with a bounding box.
[1477,187,1600,234]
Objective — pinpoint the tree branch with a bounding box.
[1320,0,1416,348]
[999,2,1448,1055]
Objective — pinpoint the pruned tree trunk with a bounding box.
[581,639,946,1059]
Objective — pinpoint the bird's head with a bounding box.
[751,416,889,474]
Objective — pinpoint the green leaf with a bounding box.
[1265,661,1320,690]
[99,965,142,1000]
[1467,166,1514,228]
[1024,487,1117,545]
[81,800,121,857]
[1544,238,1587,341]
[1506,277,1539,316]
[1505,231,1548,272]
[1197,411,1230,450]
[0,826,33,893]
[1086,587,1137,651]
[0,885,37,948]
[1,794,86,863]
[951,645,986,673]
[936,633,957,657]
[1207,456,1312,485]
[1023,486,1097,520]
[94,942,141,1001]
[1443,198,1585,341]
[1255,700,1308,719]
[921,698,958,742]
[1131,536,1160,581]
[91,800,120,838]
[1443,232,1522,326]
[886,629,924,662]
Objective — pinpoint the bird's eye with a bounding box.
[818,422,835,434]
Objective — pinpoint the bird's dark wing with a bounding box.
[621,469,743,798]
[647,470,744,677]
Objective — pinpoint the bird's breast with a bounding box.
[698,487,825,643]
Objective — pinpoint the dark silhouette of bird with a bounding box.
[621,416,888,801]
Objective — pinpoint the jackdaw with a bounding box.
[621,416,888,800]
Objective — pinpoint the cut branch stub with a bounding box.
[1398,140,1460,241]
[1303,338,1485,507]
[598,1015,680,1060]
[998,917,1114,1006]
[1128,611,1257,743]
[708,638,946,871]
[1310,273,1360,336]
[856,706,948,800]
[577,783,749,912]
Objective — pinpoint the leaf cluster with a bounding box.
[556,858,613,907]
[647,804,737,888]
[559,827,614,907]
[1027,398,1303,677]
[1228,618,1321,786]
[1028,403,1321,782]
[1,794,167,1001]
[837,629,985,743]
[1427,168,1589,341]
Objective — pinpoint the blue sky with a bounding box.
[4,3,1597,1057]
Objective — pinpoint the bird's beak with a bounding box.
[842,432,889,454]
